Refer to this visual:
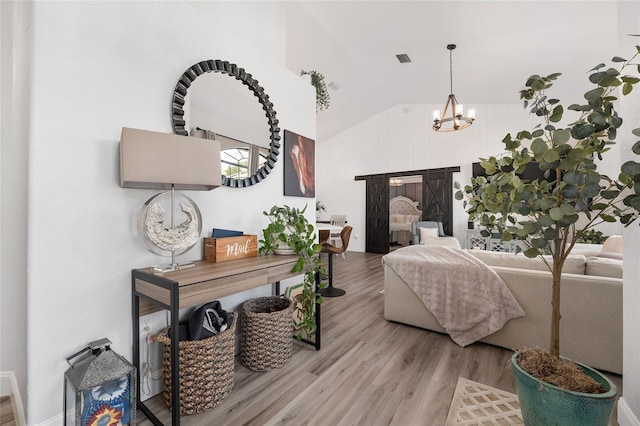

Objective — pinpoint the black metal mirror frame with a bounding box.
[171,59,281,188]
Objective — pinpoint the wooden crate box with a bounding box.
[203,235,258,262]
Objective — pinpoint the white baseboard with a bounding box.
[0,371,26,426]
[33,413,63,426]
[619,397,640,426]
[35,413,64,426]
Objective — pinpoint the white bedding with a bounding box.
[381,245,524,346]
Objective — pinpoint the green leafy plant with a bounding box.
[259,204,324,340]
[575,229,608,244]
[455,46,640,370]
[301,70,330,112]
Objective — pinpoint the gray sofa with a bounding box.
[384,248,623,374]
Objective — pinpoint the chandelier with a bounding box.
[433,44,475,132]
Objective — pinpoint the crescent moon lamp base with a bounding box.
[138,188,203,273]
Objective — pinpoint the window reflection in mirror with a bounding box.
[217,134,269,179]
[184,70,271,181]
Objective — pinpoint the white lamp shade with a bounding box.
[120,127,222,191]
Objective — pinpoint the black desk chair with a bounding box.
[319,226,352,298]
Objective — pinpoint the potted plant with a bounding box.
[300,70,331,112]
[455,45,640,424]
[575,228,608,244]
[259,204,324,340]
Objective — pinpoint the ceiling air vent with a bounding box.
[395,53,411,63]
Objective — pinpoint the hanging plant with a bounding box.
[301,70,331,112]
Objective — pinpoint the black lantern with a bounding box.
[64,338,136,426]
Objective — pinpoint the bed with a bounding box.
[382,245,623,373]
[389,196,421,245]
[382,246,525,347]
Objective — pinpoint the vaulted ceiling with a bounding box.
[284,1,638,141]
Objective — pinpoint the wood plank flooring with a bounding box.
[0,396,16,426]
[139,252,622,425]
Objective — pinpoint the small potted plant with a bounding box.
[300,70,330,112]
[575,228,608,244]
[455,44,640,424]
[259,204,324,340]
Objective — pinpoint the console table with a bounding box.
[132,255,321,426]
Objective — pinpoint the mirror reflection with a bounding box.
[389,175,423,248]
[186,72,270,148]
[172,59,280,188]
[216,134,269,180]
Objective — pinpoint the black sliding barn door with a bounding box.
[364,175,389,253]
[423,168,455,236]
[356,166,460,254]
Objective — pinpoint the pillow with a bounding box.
[468,250,587,274]
[594,251,623,260]
[601,235,623,256]
[420,235,461,249]
[585,256,623,278]
[390,214,400,223]
[419,227,439,242]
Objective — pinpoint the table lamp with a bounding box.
[120,127,221,272]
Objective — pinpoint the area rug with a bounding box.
[445,377,523,425]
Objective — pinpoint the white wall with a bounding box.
[620,82,640,426]
[315,103,545,251]
[20,2,314,424]
[618,5,640,424]
[0,0,31,412]
[316,94,630,252]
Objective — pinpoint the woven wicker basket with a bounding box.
[155,312,237,415]
[241,296,293,372]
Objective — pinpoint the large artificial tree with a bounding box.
[455,45,640,375]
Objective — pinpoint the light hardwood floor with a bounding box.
[0,396,16,426]
[139,252,622,425]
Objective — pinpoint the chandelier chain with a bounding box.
[449,47,453,95]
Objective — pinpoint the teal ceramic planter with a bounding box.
[511,352,617,426]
